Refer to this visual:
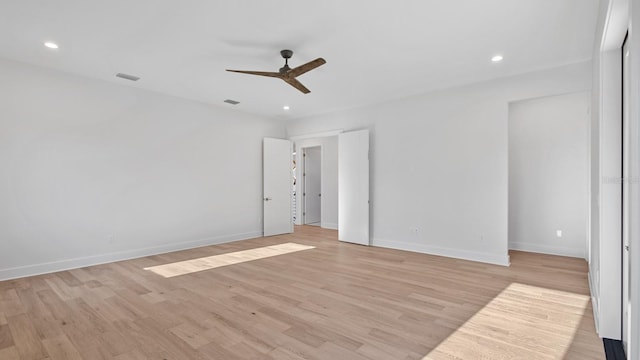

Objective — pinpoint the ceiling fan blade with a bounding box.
[226,69,283,78]
[283,77,311,94]
[288,58,326,78]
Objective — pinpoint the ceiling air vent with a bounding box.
[116,73,140,81]
[224,99,240,105]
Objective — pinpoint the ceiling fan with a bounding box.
[226,50,326,94]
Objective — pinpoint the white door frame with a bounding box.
[629,2,640,357]
[291,131,342,227]
[301,145,323,225]
[289,129,343,142]
[595,3,640,357]
[622,32,631,355]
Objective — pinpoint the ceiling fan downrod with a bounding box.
[280,49,293,73]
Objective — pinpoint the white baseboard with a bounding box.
[0,231,262,281]
[372,238,510,266]
[588,272,600,335]
[509,242,586,259]
[321,222,338,230]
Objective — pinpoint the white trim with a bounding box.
[300,145,323,226]
[595,46,623,341]
[590,0,630,343]
[0,231,262,281]
[372,238,510,266]
[321,222,338,230]
[630,0,640,354]
[288,129,343,141]
[628,0,640,356]
[589,272,600,335]
[602,0,630,51]
[509,242,587,259]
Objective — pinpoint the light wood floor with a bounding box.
[0,226,604,359]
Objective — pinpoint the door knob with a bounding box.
[264,197,272,201]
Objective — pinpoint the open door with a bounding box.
[339,130,369,245]
[263,138,293,237]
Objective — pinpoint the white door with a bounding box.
[304,147,322,225]
[263,138,293,237]
[622,36,631,355]
[339,130,369,245]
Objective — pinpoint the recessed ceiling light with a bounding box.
[283,106,290,110]
[44,42,59,49]
[491,55,504,63]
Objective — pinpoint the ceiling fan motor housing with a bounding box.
[279,50,293,73]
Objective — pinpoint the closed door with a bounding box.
[303,147,322,224]
[338,130,369,245]
[263,138,293,237]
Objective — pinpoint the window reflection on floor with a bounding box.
[144,243,315,278]
[423,282,590,360]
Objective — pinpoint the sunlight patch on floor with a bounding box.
[423,282,590,360]
[144,242,315,278]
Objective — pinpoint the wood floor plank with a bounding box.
[0,226,604,359]
[42,334,82,360]
[0,289,25,317]
[112,348,148,360]
[16,287,63,340]
[0,346,20,360]
[169,322,211,349]
[0,324,15,350]
[7,313,48,359]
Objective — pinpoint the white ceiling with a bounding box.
[0,0,599,120]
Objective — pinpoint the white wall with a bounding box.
[293,136,338,229]
[508,92,590,258]
[0,58,284,280]
[287,61,591,266]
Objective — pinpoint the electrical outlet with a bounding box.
[556,230,563,238]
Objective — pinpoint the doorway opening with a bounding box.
[291,135,339,233]
[302,146,322,226]
[290,130,370,245]
[264,130,369,245]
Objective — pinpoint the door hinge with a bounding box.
[303,193,306,196]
